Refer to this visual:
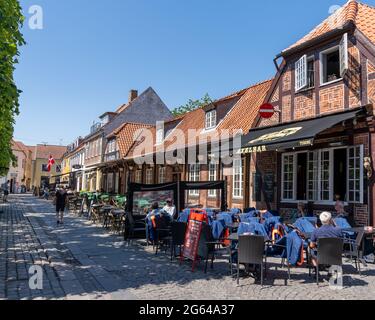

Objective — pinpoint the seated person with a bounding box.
[309,211,343,267]
[162,199,176,220]
[146,202,160,220]
[334,200,349,219]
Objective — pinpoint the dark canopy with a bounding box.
[127,181,227,213]
[239,108,365,154]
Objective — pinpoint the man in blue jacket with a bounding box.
[309,211,343,267]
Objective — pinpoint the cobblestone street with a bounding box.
[1,194,375,300]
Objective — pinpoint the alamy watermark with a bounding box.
[29,265,43,290]
[27,5,43,30]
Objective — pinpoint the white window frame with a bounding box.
[281,154,296,201]
[205,110,217,130]
[340,33,349,78]
[232,158,244,199]
[158,167,166,184]
[208,162,218,197]
[146,168,153,184]
[295,54,307,91]
[347,145,364,204]
[319,34,348,86]
[189,164,200,196]
[281,146,364,204]
[135,170,142,184]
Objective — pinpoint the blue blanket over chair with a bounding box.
[216,213,233,225]
[178,210,190,223]
[268,230,304,266]
[294,217,315,233]
[211,220,226,240]
[238,222,269,239]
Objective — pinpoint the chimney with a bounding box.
[129,89,138,102]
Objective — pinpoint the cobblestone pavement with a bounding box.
[1,194,375,300]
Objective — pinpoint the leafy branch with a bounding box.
[0,0,25,175]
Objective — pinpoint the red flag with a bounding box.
[47,155,55,172]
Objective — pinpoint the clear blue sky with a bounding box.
[14,0,375,146]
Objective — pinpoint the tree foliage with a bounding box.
[0,0,25,176]
[171,93,213,117]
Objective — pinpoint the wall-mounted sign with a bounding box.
[259,103,275,119]
[238,145,268,155]
[249,127,302,145]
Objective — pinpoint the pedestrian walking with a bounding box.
[2,180,10,203]
[54,185,68,225]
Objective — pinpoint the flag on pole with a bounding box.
[47,155,55,172]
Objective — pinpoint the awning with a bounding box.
[239,108,366,154]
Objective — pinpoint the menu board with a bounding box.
[182,219,203,271]
[263,173,275,202]
[252,172,262,202]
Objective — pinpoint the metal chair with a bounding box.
[343,229,365,274]
[124,212,147,245]
[153,215,172,255]
[237,235,266,286]
[170,222,187,261]
[313,238,343,285]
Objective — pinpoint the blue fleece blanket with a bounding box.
[268,231,303,266]
[294,218,315,233]
[212,220,225,240]
[216,213,233,225]
[238,222,269,239]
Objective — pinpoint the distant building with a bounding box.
[30,144,67,188]
[1,140,33,193]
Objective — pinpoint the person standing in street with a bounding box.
[2,181,10,203]
[54,186,68,225]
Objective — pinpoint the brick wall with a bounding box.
[348,45,361,108]
[354,205,369,226]
[282,96,292,122]
[319,85,345,114]
[283,69,291,92]
[271,87,279,103]
[368,61,375,74]
[368,79,375,103]
[294,91,316,120]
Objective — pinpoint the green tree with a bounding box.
[0,0,25,176]
[171,93,213,117]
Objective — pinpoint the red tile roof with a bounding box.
[115,123,154,158]
[33,145,67,160]
[125,80,273,159]
[11,140,32,157]
[284,1,375,53]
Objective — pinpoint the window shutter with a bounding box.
[340,33,349,78]
[295,55,307,91]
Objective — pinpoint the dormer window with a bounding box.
[320,33,348,85]
[295,33,348,90]
[205,110,217,130]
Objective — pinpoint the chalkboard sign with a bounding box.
[263,173,274,202]
[182,219,203,271]
[252,172,262,202]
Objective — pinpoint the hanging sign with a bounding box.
[259,103,275,119]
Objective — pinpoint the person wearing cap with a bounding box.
[309,211,343,266]
[162,199,176,220]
